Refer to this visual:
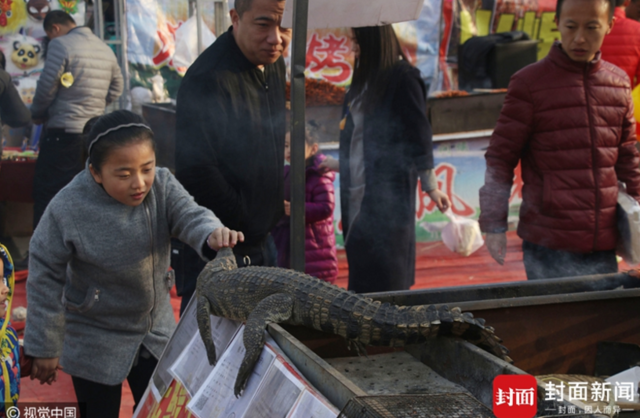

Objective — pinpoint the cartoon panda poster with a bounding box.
[4,34,43,75]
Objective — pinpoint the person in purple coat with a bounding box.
[272,123,338,283]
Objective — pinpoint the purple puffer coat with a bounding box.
[272,153,338,283]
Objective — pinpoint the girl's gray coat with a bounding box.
[24,167,223,385]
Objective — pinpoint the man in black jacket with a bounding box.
[174,0,291,312]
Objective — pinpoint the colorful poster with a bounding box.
[0,0,85,106]
[303,28,354,87]
[127,0,217,97]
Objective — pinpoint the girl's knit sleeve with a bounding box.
[162,168,224,260]
[23,210,72,359]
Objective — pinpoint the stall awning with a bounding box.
[282,0,424,29]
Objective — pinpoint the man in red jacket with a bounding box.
[601,0,640,86]
[479,0,640,279]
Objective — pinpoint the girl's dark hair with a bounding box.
[350,25,408,112]
[81,115,101,163]
[0,50,5,71]
[87,110,155,172]
[556,0,615,19]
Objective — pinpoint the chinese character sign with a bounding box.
[306,30,353,85]
[303,25,418,87]
[493,375,537,418]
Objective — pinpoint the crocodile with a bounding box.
[196,247,511,397]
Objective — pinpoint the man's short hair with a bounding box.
[616,0,625,6]
[556,0,616,19]
[43,10,75,32]
[234,0,285,17]
[234,0,254,17]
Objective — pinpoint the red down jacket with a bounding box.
[600,7,640,87]
[479,42,640,253]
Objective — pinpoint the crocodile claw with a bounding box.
[234,363,250,398]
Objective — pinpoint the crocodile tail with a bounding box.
[397,304,512,363]
[440,305,511,362]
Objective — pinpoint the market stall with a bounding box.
[130,270,640,417]
[0,0,562,257]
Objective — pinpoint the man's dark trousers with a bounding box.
[33,129,84,228]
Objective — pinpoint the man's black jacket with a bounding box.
[175,28,286,249]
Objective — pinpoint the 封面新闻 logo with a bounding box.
[493,374,537,418]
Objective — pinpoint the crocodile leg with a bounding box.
[235,293,294,397]
[197,294,218,366]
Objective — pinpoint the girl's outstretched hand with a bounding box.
[31,357,62,385]
[208,227,245,250]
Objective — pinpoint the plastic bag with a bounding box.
[616,183,640,265]
[172,15,217,72]
[441,210,484,257]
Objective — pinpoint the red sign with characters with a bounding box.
[493,374,538,418]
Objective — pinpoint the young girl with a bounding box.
[272,123,338,283]
[24,110,243,417]
[0,245,20,411]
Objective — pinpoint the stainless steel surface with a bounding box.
[268,324,367,410]
[406,337,522,408]
[337,394,494,418]
[272,323,581,416]
[326,352,470,396]
[367,272,640,308]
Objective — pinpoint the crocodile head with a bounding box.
[198,247,238,286]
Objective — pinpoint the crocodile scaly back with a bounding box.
[196,247,511,397]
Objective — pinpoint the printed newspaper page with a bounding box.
[187,326,277,418]
[151,296,199,401]
[170,316,242,397]
[287,389,339,418]
[241,359,306,418]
